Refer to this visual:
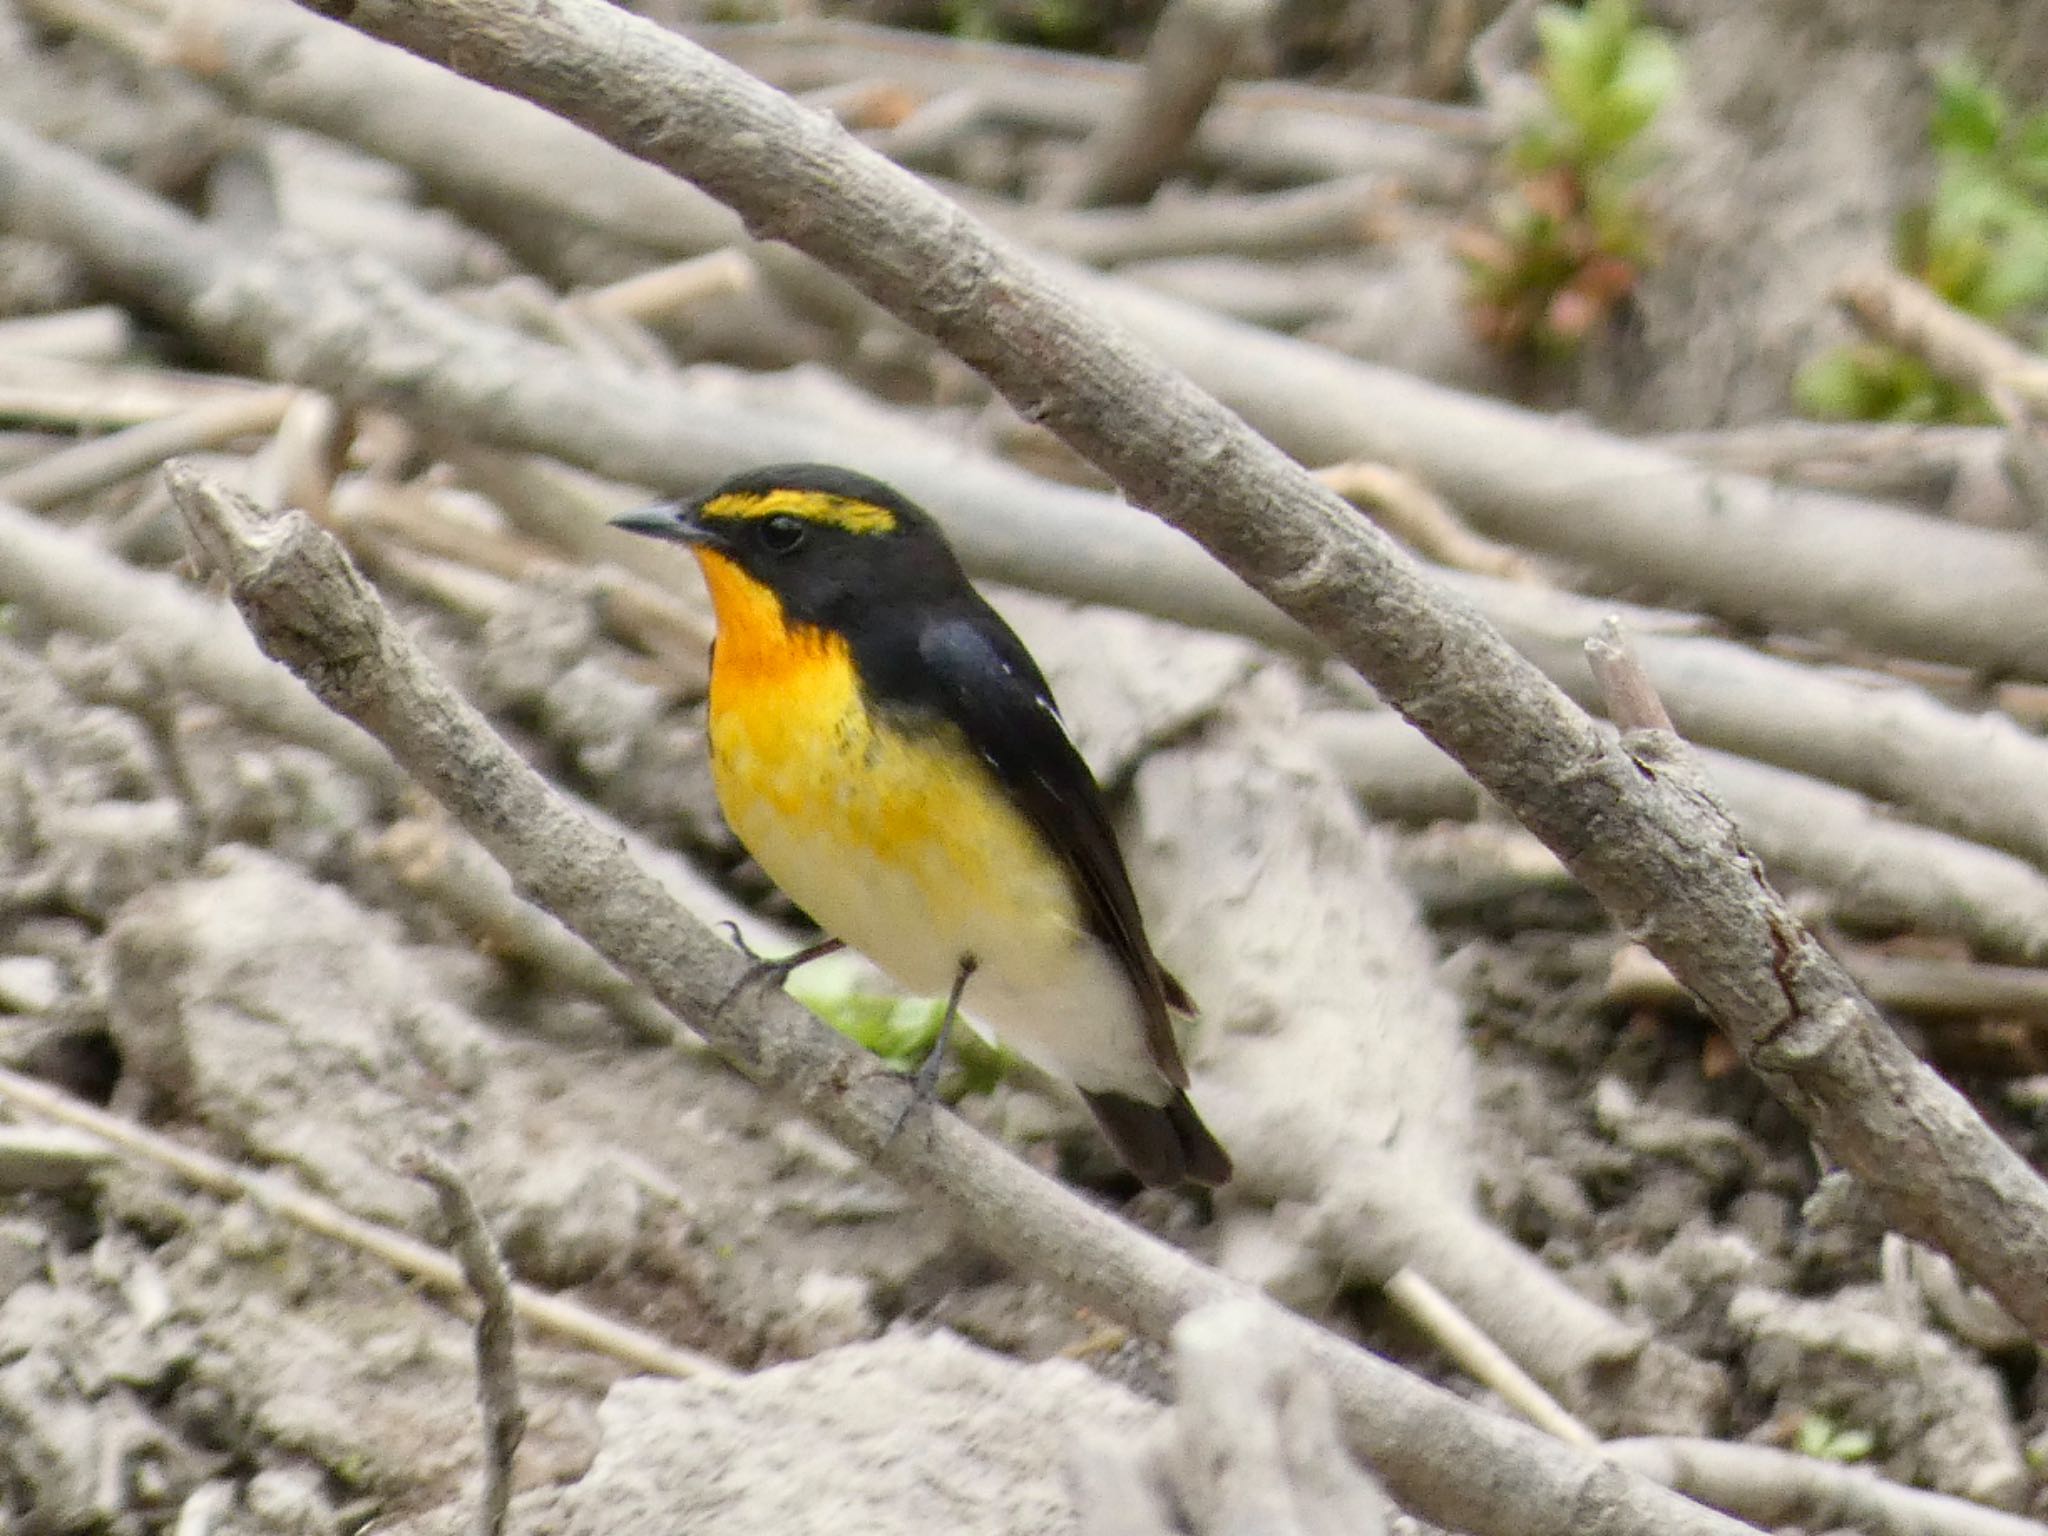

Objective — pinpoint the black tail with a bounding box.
[1082,1088,1232,1188]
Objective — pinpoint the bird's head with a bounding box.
[611,463,968,635]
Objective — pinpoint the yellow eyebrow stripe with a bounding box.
[699,488,898,536]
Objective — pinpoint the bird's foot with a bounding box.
[712,924,843,1018]
[885,957,974,1145]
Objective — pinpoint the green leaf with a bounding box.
[1977,213,2048,316]
[1795,1413,1876,1463]
[1607,30,1681,130]
[2013,110,2048,189]
[1930,58,2006,157]
[1576,0,1634,86]
[1533,0,1675,164]
[1533,4,1592,88]
[786,954,1008,1093]
[1794,348,1884,420]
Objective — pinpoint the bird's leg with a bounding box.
[890,955,977,1141]
[713,923,844,1017]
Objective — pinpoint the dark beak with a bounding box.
[608,501,712,545]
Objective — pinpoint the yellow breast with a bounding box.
[694,551,1079,995]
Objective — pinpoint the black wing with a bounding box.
[902,607,1192,1087]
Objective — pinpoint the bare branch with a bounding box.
[1836,267,2048,417]
[164,463,1756,1536]
[141,0,2048,1334]
[1050,0,1272,208]
[1317,460,1541,582]
[1606,1436,2048,1536]
[403,1148,527,1536]
[1381,1268,1596,1447]
[0,1063,721,1379]
[0,387,294,507]
[1315,709,2048,962]
[1835,267,2048,535]
[1003,176,1394,266]
[1586,616,1676,734]
[1088,267,2048,681]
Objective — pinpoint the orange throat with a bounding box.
[693,548,841,691]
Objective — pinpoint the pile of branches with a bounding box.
[7,1,2048,1534]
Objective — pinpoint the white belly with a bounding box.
[713,707,1162,1098]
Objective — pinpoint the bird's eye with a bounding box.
[759,515,807,554]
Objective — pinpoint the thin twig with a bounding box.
[1050,0,1272,207]
[402,1148,528,1536]
[1318,460,1541,583]
[1605,1436,2047,1536]
[574,249,755,323]
[1316,709,2048,962]
[165,464,1756,1536]
[0,380,298,520]
[1610,941,2048,1029]
[0,304,132,362]
[0,1063,721,1379]
[1836,268,2048,417]
[1382,1267,1597,1447]
[1586,615,1675,733]
[1001,175,1394,266]
[1835,267,2048,533]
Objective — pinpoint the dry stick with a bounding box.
[0,1063,720,1379]
[1315,709,2048,962]
[1603,1437,2048,1536]
[1112,254,1361,328]
[0,303,132,361]
[0,387,298,509]
[1004,175,1394,266]
[0,354,275,429]
[281,0,2048,1339]
[575,249,755,324]
[166,466,1753,1536]
[19,126,2048,891]
[1835,267,2048,533]
[1050,0,1271,208]
[1469,575,2048,878]
[403,1148,528,1536]
[1317,460,1540,583]
[1381,1268,1596,1448]
[1075,265,2048,679]
[691,15,1493,188]
[1586,617,1674,733]
[1608,942,2048,1029]
[1836,267,2048,414]
[1653,420,1999,505]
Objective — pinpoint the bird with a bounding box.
[611,463,1231,1187]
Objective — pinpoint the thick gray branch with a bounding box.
[272,0,2048,1339]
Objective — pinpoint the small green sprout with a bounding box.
[1460,0,1680,355]
[1794,1413,1877,1464]
[786,952,1008,1096]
